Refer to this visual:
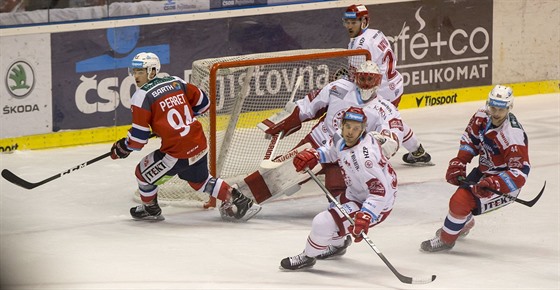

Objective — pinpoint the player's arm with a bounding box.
[185,82,210,116]
[258,88,327,138]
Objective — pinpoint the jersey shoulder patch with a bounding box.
[327,80,352,100]
[508,113,523,129]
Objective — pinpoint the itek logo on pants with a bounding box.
[6,61,35,98]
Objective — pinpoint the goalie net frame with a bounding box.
[134,48,371,208]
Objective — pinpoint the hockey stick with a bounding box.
[2,134,157,190]
[260,75,304,168]
[305,168,436,284]
[2,152,112,190]
[459,178,546,207]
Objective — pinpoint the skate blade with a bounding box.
[402,161,435,167]
[132,215,165,221]
[220,204,262,222]
[278,265,315,271]
[239,204,262,222]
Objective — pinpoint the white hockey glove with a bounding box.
[369,130,399,159]
[257,102,302,138]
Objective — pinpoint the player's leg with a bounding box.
[180,155,261,221]
[280,204,352,270]
[131,150,180,221]
[400,120,432,164]
[421,188,476,251]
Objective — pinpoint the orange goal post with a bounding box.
[135,48,371,208]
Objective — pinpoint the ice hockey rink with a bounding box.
[0,93,558,290]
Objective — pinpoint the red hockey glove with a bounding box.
[292,148,319,172]
[348,211,372,243]
[446,157,467,186]
[472,176,501,198]
[260,104,302,138]
[110,138,132,159]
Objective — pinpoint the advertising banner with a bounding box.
[210,0,267,9]
[370,0,493,96]
[0,34,52,138]
[49,0,491,131]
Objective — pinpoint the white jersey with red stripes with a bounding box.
[348,28,403,105]
[317,131,398,219]
[296,78,404,149]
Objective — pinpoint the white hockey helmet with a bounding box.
[487,85,514,109]
[355,61,382,102]
[130,52,161,80]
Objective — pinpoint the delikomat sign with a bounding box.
[488,98,508,108]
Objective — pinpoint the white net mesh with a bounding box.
[135,48,368,207]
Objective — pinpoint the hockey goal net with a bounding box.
[135,48,370,207]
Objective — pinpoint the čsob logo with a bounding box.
[74,26,170,114]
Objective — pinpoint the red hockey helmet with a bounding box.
[344,4,369,20]
[343,106,368,125]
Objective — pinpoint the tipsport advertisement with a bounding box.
[49,0,491,131]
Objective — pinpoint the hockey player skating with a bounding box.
[280,107,398,270]
[343,4,432,165]
[110,52,261,221]
[253,61,400,203]
[421,85,530,252]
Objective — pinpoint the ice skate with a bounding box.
[420,236,455,252]
[280,252,316,270]
[130,199,164,221]
[402,144,434,166]
[316,236,352,260]
[220,188,262,222]
[435,218,475,239]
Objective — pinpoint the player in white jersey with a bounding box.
[253,61,400,204]
[343,4,432,165]
[280,107,398,270]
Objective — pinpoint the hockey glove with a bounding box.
[293,148,319,172]
[369,130,399,159]
[446,157,468,186]
[348,211,372,243]
[259,103,302,138]
[472,176,501,198]
[110,138,132,159]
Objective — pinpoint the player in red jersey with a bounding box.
[421,85,530,252]
[110,52,261,221]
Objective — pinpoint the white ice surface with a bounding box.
[1,93,558,290]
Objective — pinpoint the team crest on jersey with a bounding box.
[366,178,385,197]
[508,156,522,169]
[365,160,373,169]
[389,119,404,131]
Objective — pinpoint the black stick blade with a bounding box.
[1,169,37,189]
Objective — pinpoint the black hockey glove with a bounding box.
[110,138,132,159]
